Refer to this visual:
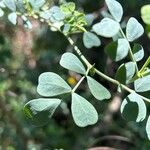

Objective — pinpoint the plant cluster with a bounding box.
[1,0,150,140]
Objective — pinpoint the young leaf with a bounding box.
[4,0,16,11]
[126,17,144,42]
[105,38,129,61]
[132,44,144,62]
[37,72,71,97]
[60,2,75,14]
[146,116,150,140]
[8,12,17,25]
[24,98,61,126]
[87,76,111,101]
[60,52,86,75]
[134,75,150,92]
[71,93,98,127]
[92,18,120,38]
[105,0,123,22]
[83,32,101,49]
[121,93,147,122]
[115,62,136,84]
[141,5,150,25]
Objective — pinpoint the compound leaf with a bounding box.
[37,72,71,97]
[24,98,61,126]
[71,93,98,127]
[87,76,111,101]
[60,52,86,75]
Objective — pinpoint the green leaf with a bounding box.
[146,116,150,140]
[60,2,75,14]
[60,52,86,75]
[126,17,144,42]
[105,38,129,61]
[87,76,111,101]
[115,62,136,84]
[4,0,16,11]
[121,93,147,122]
[71,93,98,127]
[24,98,61,126]
[83,32,101,49]
[141,5,150,25]
[134,75,150,92]
[92,18,120,38]
[37,72,71,97]
[132,44,144,62]
[8,12,17,25]
[0,8,4,17]
[105,0,123,22]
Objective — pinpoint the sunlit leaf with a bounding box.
[134,75,150,92]
[8,12,17,25]
[92,18,120,38]
[4,0,16,11]
[87,76,111,100]
[37,72,71,97]
[132,44,144,62]
[60,52,86,75]
[105,38,129,61]
[146,116,150,140]
[71,93,98,127]
[116,62,136,84]
[105,0,123,22]
[121,93,147,122]
[83,32,101,49]
[24,98,61,126]
[126,17,144,42]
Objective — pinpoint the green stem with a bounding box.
[119,28,139,73]
[139,56,150,73]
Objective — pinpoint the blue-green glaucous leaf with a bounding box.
[134,75,150,92]
[105,0,123,22]
[60,52,86,75]
[71,93,98,127]
[126,17,144,42]
[37,72,71,97]
[4,0,16,11]
[121,93,147,122]
[115,62,136,84]
[83,32,101,49]
[132,44,144,62]
[29,0,45,10]
[105,38,129,62]
[24,98,61,126]
[92,18,120,38]
[146,116,150,140]
[87,76,111,101]
[8,12,17,25]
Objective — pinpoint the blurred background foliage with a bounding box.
[0,0,150,149]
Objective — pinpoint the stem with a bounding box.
[119,28,139,73]
[72,76,85,93]
[139,56,150,73]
